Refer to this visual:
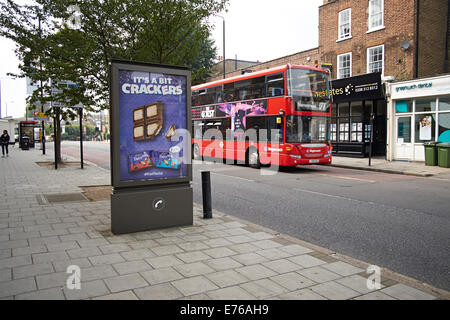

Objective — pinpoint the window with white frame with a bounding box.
[338,9,351,40]
[337,53,352,79]
[367,45,384,74]
[368,0,384,31]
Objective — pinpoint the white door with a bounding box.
[395,116,413,160]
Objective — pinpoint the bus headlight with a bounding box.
[324,154,330,158]
[290,155,302,159]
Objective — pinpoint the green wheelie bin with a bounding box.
[437,143,450,168]
[424,142,438,166]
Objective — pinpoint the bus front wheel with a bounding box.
[247,148,261,169]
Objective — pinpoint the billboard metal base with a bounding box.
[111,184,193,235]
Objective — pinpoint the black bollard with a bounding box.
[201,171,212,219]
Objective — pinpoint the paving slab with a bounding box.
[270,272,317,291]
[207,286,256,300]
[310,281,361,300]
[103,273,148,293]
[171,276,219,296]
[134,283,183,300]
[141,267,184,285]
[380,283,437,300]
[240,279,288,299]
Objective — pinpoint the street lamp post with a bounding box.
[216,15,226,79]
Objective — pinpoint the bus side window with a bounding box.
[249,76,265,100]
[224,83,237,102]
[266,73,285,97]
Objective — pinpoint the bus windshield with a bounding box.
[286,115,330,143]
[288,68,331,113]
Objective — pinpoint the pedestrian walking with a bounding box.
[1,130,10,157]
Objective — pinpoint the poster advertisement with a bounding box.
[419,116,432,141]
[117,69,189,183]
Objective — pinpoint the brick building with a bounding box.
[206,0,450,157]
[211,59,260,78]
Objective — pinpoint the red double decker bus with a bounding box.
[191,64,332,168]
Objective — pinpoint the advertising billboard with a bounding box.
[110,61,192,189]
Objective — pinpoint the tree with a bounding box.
[0,0,228,161]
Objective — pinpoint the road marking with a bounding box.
[316,173,376,183]
[293,188,357,202]
[292,187,436,218]
[210,172,254,182]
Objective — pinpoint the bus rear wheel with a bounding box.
[247,148,261,169]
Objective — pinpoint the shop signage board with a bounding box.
[331,72,384,103]
[109,60,193,234]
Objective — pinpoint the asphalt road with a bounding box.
[57,141,450,291]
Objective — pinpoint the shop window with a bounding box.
[438,113,450,143]
[415,98,436,113]
[339,104,349,117]
[415,114,435,142]
[439,96,450,111]
[350,101,363,142]
[395,100,413,113]
[330,119,337,142]
[351,103,362,116]
[339,118,350,142]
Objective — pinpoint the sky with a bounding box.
[0,0,323,119]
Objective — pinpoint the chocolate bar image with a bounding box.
[165,124,177,140]
[146,102,162,120]
[146,122,162,140]
[133,107,145,122]
[133,125,145,141]
[133,102,164,141]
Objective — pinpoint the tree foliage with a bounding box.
[0,0,228,118]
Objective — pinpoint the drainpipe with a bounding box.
[414,0,420,79]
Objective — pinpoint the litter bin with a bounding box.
[21,137,30,150]
[424,142,438,166]
[437,143,450,168]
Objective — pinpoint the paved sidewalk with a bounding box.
[331,156,450,178]
[0,147,448,300]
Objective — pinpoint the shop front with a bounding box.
[330,72,386,157]
[387,75,450,161]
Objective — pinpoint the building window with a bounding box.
[367,45,384,74]
[338,9,351,40]
[368,0,384,31]
[393,96,450,144]
[337,53,352,79]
